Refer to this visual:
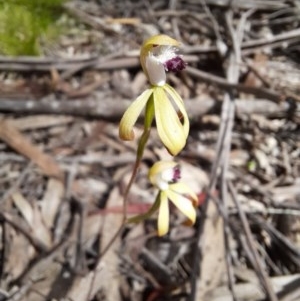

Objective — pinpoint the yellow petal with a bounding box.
[142,35,179,49]
[166,189,196,224]
[157,191,169,236]
[169,182,198,206]
[140,35,180,80]
[163,84,189,139]
[153,87,187,155]
[119,88,153,140]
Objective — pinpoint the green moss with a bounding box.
[0,0,68,56]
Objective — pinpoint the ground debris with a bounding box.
[0,1,299,301]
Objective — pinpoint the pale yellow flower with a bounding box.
[149,161,198,236]
[119,35,189,156]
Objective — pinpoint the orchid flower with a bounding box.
[119,35,189,156]
[140,35,187,86]
[128,161,198,237]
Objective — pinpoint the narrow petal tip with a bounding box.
[119,127,135,141]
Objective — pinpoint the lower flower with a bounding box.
[156,183,197,236]
[127,161,198,236]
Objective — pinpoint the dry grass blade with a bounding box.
[229,181,278,300]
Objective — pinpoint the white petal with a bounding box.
[161,168,175,183]
[145,55,166,86]
[148,161,177,190]
[153,174,169,191]
[154,45,177,63]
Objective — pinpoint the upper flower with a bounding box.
[119,35,189,156]
[140,35,187,86]
[148,161,198,236]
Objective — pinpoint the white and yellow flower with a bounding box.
[149,161,197,236]
[140,35,187,86]
[128,161,198,236]
[119,35,189,156]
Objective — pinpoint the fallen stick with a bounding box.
[0,97,295,120]
[0,120,64,180]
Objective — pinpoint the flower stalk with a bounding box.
[118,34,196,236]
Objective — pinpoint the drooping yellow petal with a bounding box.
[169,182,198,206]
[140,35,180,81]
[153,87,187,155]
[157,191,170,236]
[119,88,153,140]
[166,189,196,224]
[163,84,189,139]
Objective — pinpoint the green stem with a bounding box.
[122,95,155,219]
[96,95,155,267]
[127,193,160,223]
